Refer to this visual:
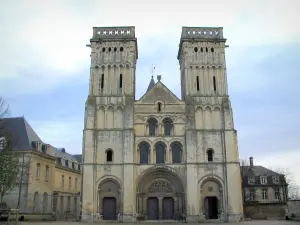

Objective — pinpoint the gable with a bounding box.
[138,82,181,104]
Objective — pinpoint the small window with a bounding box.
[207,149,213,162]
[106,150,113,162]
[108,47,111,52]
[114,47,117,52]
[262,189,268,200]
[260,176,267,184]
[45,166,49,180]
[119,74,122,88]
[274,188,280,200]
[69,177,71,188]
[206,47,208,52]
[196,76,200,91]
[194,47,198,52]
[120,47,124,52]
[101,74,104,89]
[61,175,65,187]
[75,178,78,189]
[200,47,203,52]
[102,47,105,52]
[211,47,214,52]
[36,164,40,179]
[158,102,162,112]
[213,76,216,92]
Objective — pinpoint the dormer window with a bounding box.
[272,176,279,184]
[65,160,69,168]
[248,177,255,185]
[260,176,267,184]
[56,158,62,165]
[72,162,76,169]
[78,164,81,170]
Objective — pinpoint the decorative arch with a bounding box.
[136,166,185,216]
[106,105,114,128]
[198,175,224,218]
[42,192,48,213]
[96,175,122,187]
[203,106,212,129]
[97,177,122,218]
[97,106,105,129]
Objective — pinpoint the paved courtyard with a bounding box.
[12,221,297,225]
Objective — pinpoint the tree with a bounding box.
[0,97,21,204]
[275,168,300,200]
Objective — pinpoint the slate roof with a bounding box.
[146,76,156,92]
[241,165,281,176]
[0,117,81,164]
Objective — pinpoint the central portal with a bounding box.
[136,167,185,220]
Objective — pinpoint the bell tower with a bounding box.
[178,27,228,99]
[82,27,137,222]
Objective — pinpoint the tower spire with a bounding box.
[147,65,156,92]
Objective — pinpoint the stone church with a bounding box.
[81,26,243,222]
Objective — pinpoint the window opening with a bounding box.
[102,47,105,52]
[196,76,200,91]
[194,47,198,52]
[101,74,104,89]
[120,47,124,52]
[201,47,203,52]
[211,47,214,52]
[213,76,216,92]
[119,74,122,88]
[106,150,113,162]
[206,47,208,52]
[108,47,111,52]
[158,102,162,112]
[114,47,117,52]
[207,149,213,162]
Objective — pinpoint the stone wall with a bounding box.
[244,204,287,219]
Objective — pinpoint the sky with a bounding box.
[0,0,299,185]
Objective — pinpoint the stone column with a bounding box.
[166,146,169,163]
[158,197,163,220]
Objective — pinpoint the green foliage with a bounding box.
[0,138,21,203]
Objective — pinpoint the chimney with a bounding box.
[249,157,254,169]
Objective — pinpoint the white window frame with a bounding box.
[248,177,255,184]
[262,189,268,200]
[260,176,267,184]
[36,164,40,179]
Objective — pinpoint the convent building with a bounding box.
[81,26,243,222]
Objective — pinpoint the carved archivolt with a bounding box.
[148,181,173,193]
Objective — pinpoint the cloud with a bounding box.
[1,0,299,96]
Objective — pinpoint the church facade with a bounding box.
[81,26,243,222]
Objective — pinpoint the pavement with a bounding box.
[12,221,296,225]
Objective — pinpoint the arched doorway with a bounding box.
[136,167,185,220]
[200,178,223,220]
[97,178,121,220]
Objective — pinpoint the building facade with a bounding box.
[241,157,288,219]
[0,117,81,219]
[81,26,243,222]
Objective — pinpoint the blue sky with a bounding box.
[1,0,299,185]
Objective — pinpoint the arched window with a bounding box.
[139,142,150,164]
[163,118,173,136]
[207,149,214,162]
[171,142,182,163]
[148,118,158,137]
[106,149,113,162]
[155,143,165,164]
[33,191,40,213]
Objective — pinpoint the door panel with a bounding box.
[103,197,116,220]
[163,197,174,219]
[147,197,159,220]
